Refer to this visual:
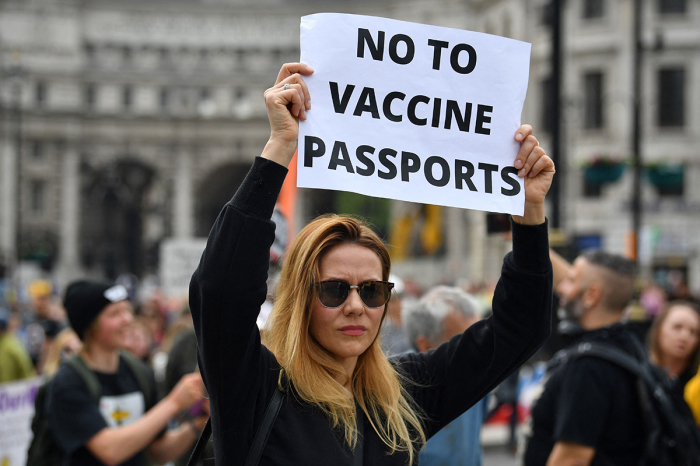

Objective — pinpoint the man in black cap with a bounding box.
[46,279,208,466]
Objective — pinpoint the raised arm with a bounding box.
[400,127,555,437]
[188,63,312,420]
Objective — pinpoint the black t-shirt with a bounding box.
[524,323,645,466]
[47,355,160,466]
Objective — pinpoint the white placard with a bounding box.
[159,238,207,298]
[0,376,43,466]
[298,13,531,215]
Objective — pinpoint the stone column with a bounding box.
[1,136,17,272]
[58,145,81,280]
[446,207,466,279]
[468,210,487,283]
[173,148,193,238]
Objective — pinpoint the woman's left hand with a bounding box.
[512,124,555,225]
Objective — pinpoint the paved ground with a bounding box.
[483,445,519,466]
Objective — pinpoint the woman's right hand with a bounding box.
[261,63,314,167]
[168,372,205,411]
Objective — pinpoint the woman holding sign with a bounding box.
[189,63,555,465]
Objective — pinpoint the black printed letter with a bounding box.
[304,136,326,167]
[358,29,385,61]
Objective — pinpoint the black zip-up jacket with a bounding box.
[190,156,552,465]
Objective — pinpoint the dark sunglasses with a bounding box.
[315,280,394,309]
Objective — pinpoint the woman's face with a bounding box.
[309,243,385,373]
[91,300,134,350]
[658,305,700,363]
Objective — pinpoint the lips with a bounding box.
[339,325,367,336]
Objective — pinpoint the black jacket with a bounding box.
[189,156,553,465]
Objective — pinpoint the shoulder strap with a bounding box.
[65,355,101,403]
[187,383,285,466]
[354,405,365,466]
[244,387,284,466]
[187,417,212,466]
[119,350,154,407]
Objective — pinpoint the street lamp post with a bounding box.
[631,0,642,263]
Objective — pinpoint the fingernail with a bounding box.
[519,169,526,177]
[516,133,523,141]
[529,171,536,177]
[515,159,523,169]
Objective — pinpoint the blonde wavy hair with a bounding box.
[263,215,426,462]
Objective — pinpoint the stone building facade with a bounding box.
[1,0,698,294]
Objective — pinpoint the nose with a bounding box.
[343,287,365,315]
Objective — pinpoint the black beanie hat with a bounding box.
[63,280,129,340]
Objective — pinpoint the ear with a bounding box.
[583,283,603,309]
[416,336,437,353]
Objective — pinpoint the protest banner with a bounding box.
[0,376,43,466]
[298,13,531,215]
[160,238,208,298]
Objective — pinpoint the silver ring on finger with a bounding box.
[284,83,290,90]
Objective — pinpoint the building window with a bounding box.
[159,87,169,111]
[123,85,132,110]
[159,48,169,66]
[31,141,44,162]
[30,180,45,214]
[35,81,47,107]
[658,68,684,127]
[583,71,604,129]
[85,83,96,109]
[541,76,554,134]
[122,46,132,66]
[582,175,603,197]
[583,0,604,19]
[658,0,686,14]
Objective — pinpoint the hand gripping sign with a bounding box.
[298,13,531,215]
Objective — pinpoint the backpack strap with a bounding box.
[65,355,102,403]
[551,341,669,464]
[119,350,154,408]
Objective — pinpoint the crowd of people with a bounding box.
[0,60,699,466]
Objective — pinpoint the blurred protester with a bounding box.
[123,316,155,363]
[380,275,412,356]
[639,282,668,318]
[648,301,700,396]
[46,280,207,465]
[138,297,166,347]
[21,280,66,371]
[524,250,643,465]
[165,326,213,466]
[403,286,488,466]
[0,306,36,383]
[42,327,82,376]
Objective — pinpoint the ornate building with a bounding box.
[1,0,698,295]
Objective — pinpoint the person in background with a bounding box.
[403,286,489,466]
[380,275,412,356]
[524,250,643,466]
[42,327,82,376]
[0,306,37,383]
[47,280,207,466]
[648,301,700,396]
[123,316,155,363]
[21,280,66,372]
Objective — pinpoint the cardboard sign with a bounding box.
[298,13,531,215]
